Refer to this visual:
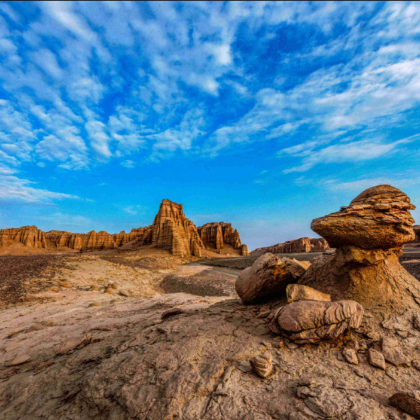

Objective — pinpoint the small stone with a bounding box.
[105,287,115,295]
[250,352,273,378]
[27,324,46,333]
[88,303,101,308]
[118,289,130,297]
[161,308,184,319]
[60,281,72,289]
[7,329,25,338]
[286,284,331,303]
[90,285,99,291]
[10,354,32,366]
[382,337,410,367]
[390,391,420,418]
[346,339,360,351]
[42,320,54,327]
[286,342,299,350]
[368,348,386,370]
[342,349,359,365]
[55,334,92,355]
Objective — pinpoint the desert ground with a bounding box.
[1,243,420,419]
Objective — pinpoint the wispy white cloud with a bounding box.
[0,176,79,203]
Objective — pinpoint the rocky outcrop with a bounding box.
[235,253,310,304]
[268,300,364,344]
[299,184,420,310]
[240,244,249,256]
[0,226,150,252]
[251,237,329,256]
[0,226,48,249]
[151,199,204,257]
[197,222,244,250]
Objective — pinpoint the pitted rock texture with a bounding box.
[251,237,329,256]
[235,253,310,304]
[151,199,204,257]
[268,300,364,344]
[312,184,416,250]
[197,222,245,251]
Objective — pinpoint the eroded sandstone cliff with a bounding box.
[251,237,329,256]
[197,222,242,250]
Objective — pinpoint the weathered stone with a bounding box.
[161,307,184,319]
[368,348,386,370]
[296,384,352,418]
[286,284,330,303]
[249,352,272,378]
[54,334,92,355]
[235,253,310,304]
[390,391,420,419]
[311,185,416,250]
[251,237,329,256]
[298,186,420,310]
[241,244,249,256]
[342,348,359,365]
[269,300,364,344]
[9,355,32,366]
[382,337,410,367]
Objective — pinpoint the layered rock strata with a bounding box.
[197,222,243,250]
[0,226,48,249]
[235,253,310,304]
[299,184,420,309]
[151,199,204,257]
[251,237,329,256]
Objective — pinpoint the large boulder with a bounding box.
[235,253,310,304]
[268,300,364,344]
[311,185,415,250]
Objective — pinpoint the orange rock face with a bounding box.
[150,199,204,257]
[251,237,329,256]
[0,226,48,249]
[197,222,243,250]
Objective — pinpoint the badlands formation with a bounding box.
[251,237,329,256]
[1,185,420,420]
[0,199,249,257]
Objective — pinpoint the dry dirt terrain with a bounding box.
[1,245,420,419]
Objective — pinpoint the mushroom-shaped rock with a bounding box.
[269,300,364,344]
[235,253,310,304]
[299,185,420,310]
[311,184,416,249]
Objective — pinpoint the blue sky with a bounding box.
[0,1,420,250]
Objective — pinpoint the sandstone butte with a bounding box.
[0,199,249,257]
[250,237,329,256]
[299,184,420,310]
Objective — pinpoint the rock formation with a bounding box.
[268,300,364,344]
[0,200,248,258]
[235,253,310,304]
[251,237,329,256]
[0,226,48,249]
[299,184,420,309]
[240,244,249,256]
[0,226,150,252]
[150,199,204,257]
[197,222,245,251]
